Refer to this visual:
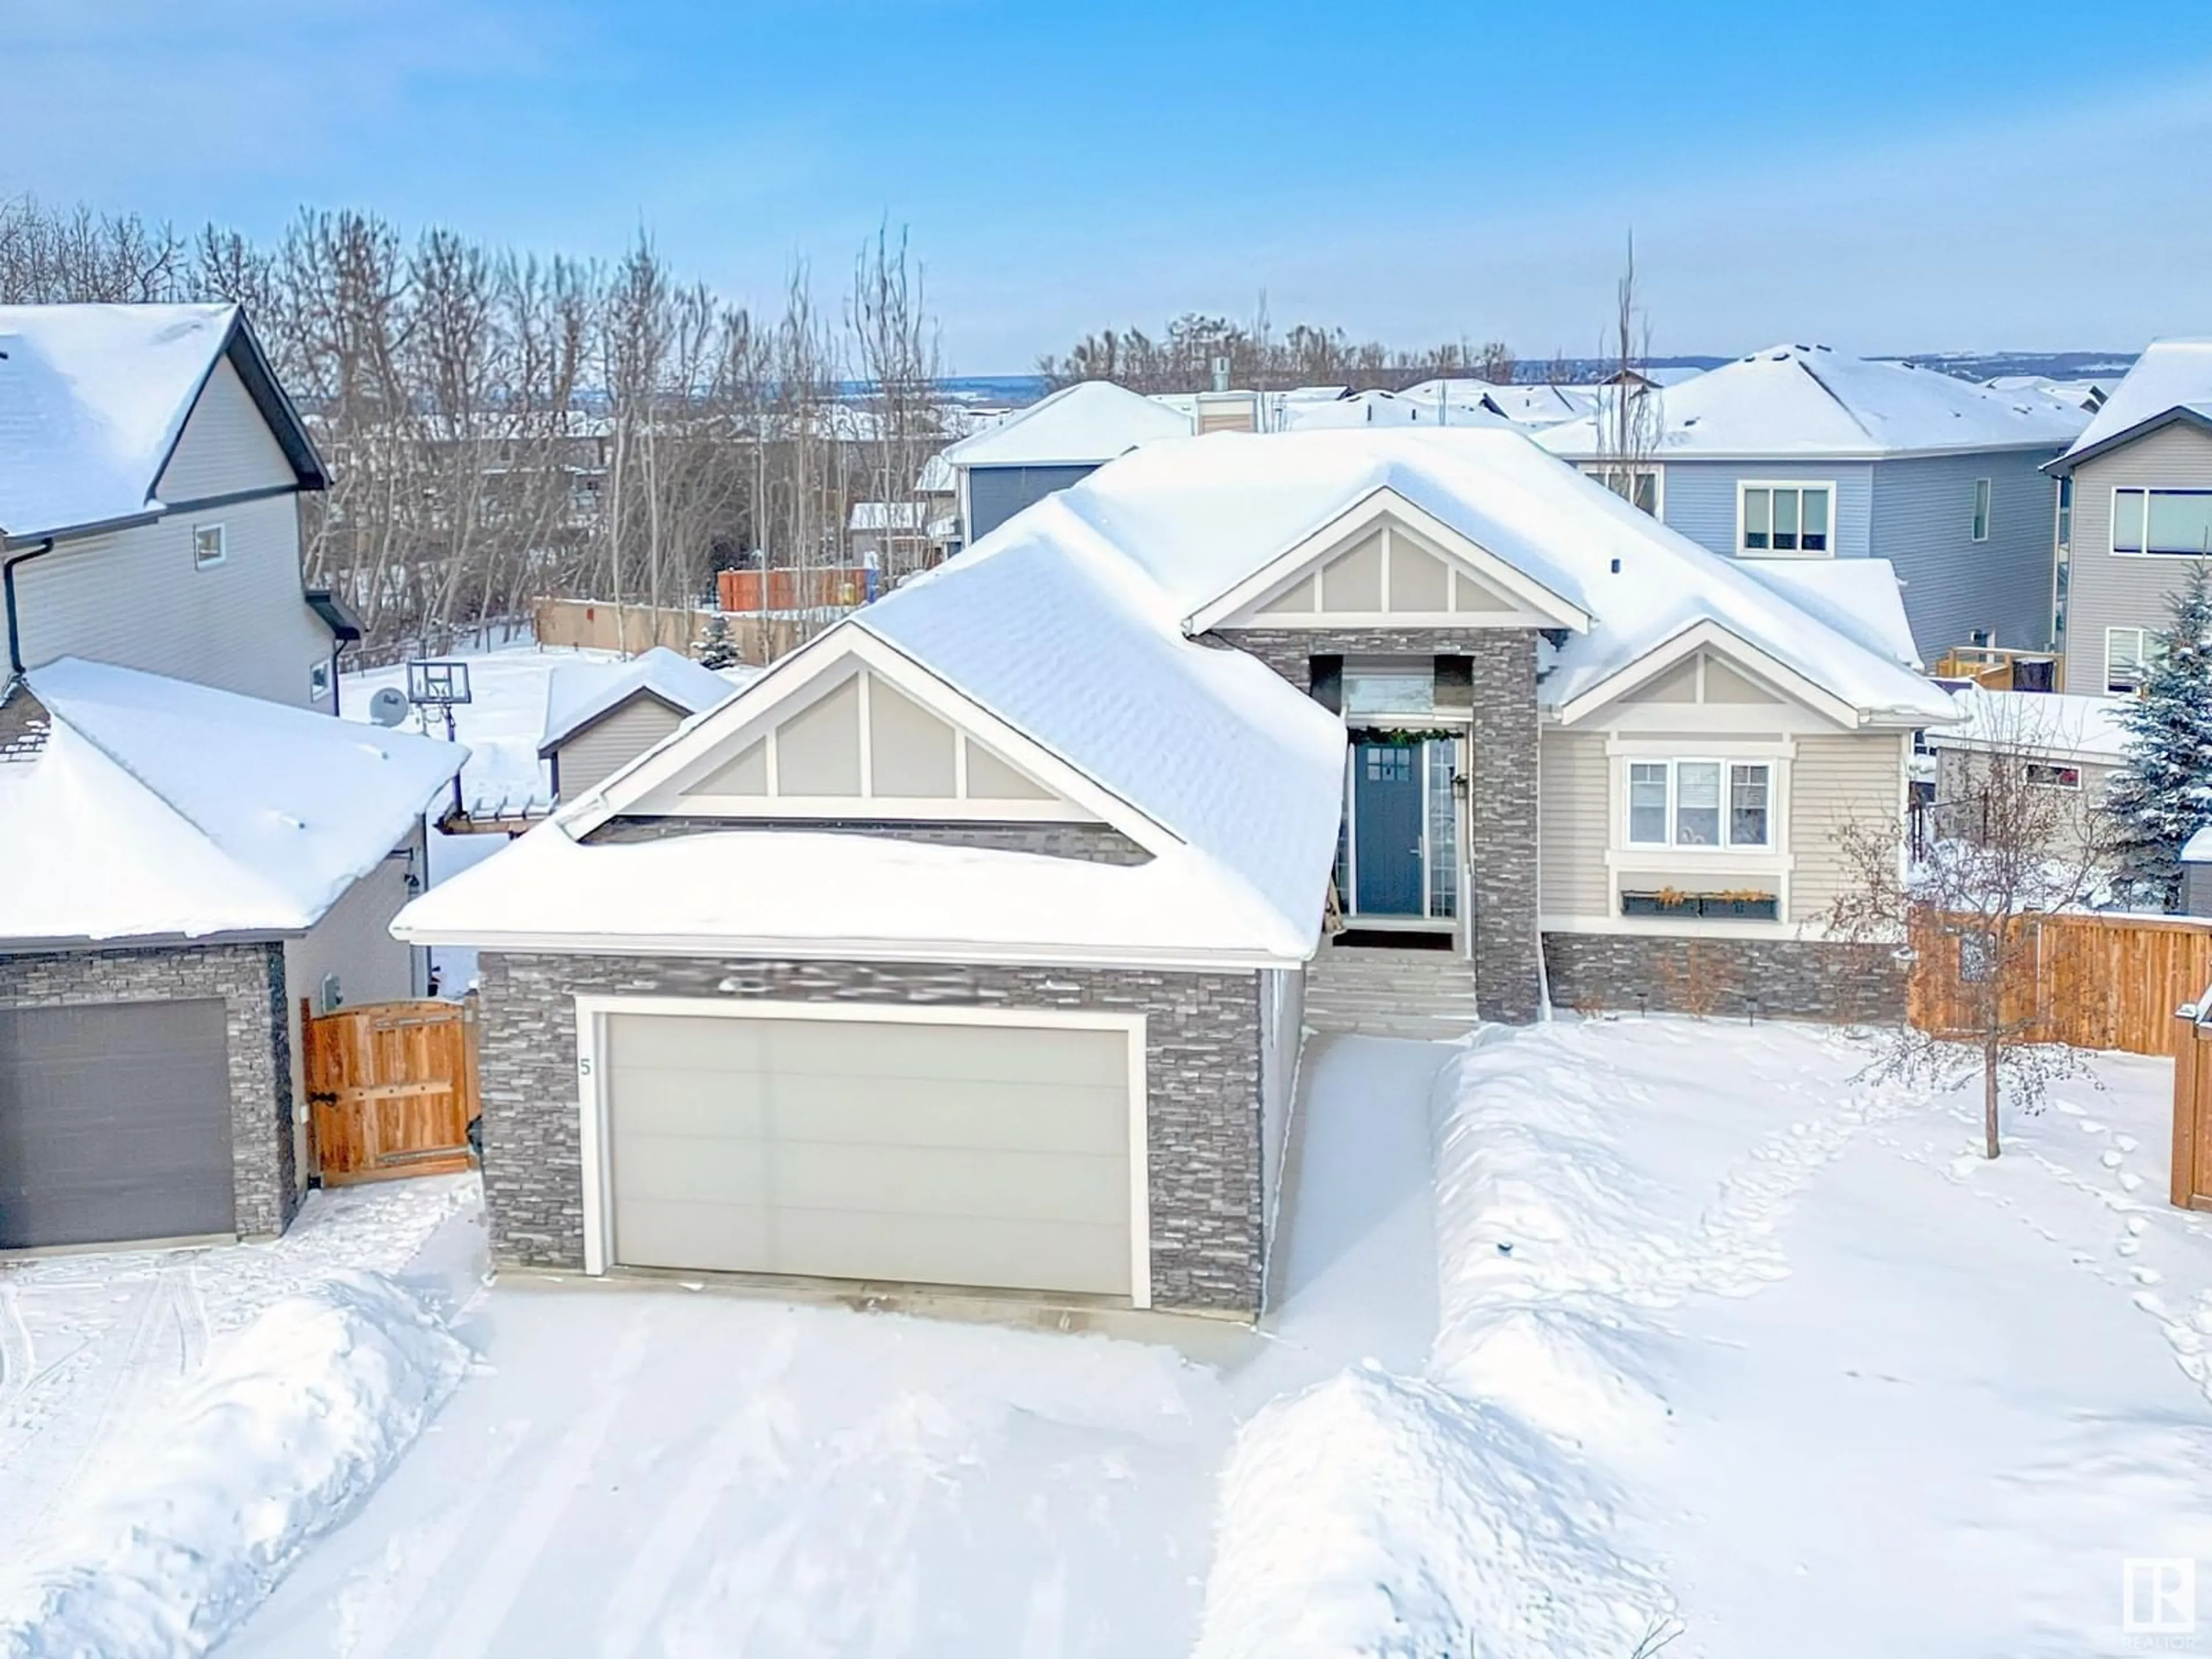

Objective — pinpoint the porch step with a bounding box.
[1304,942,1481,1040]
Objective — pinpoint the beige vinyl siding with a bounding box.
[13,493,327,707]
[555,698,684,800]
[1790,733,1907,923]
[1539,728,1611,916]
[2061,423,2212,691]
[279,825,425,1191]
[155,358,299,503]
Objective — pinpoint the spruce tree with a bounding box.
[698,609,741,671]
[2105,560,2212,907]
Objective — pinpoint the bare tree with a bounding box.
[1827,697,2112,1157]
[1590,233,1664,514]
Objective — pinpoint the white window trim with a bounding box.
[1580,463,1664,517]
[570,994,1153,1308]
[192,522,228,570]
[1622,756,1775,852]
[2105,625,2164,691]
[2109,484,2212,558]
[1971,477,1991,543]
[1735,479,1836,559]
[309,659,332,702]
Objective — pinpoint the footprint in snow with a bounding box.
[2134,1266,2164,1286]
[2080,1119,2108,1135]
[2101,1150,2127,1169]
[2116,1135,2139,1153]
[2119,1172,2145,1192]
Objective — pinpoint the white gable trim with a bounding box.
[1185,486,1593,635]
[1552,620,1861,729]
[562,622,1183,853]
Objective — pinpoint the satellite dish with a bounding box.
[369,687,410,728]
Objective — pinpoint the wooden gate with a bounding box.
[304,998,480,1185]
[2175,999,2212,1212]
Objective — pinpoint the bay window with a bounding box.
[1740,483,1831,555]
[1626,759,1774,850]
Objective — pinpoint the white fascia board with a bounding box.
[1552,619,1861,729]
[1184,485,1593,635]
[562,622,1181,857]
[388,924,1303,973]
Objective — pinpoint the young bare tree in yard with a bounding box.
[1590,233,1664,514]
[1827,698,2112,1158]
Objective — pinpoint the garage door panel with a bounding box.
[767,1142,1128,1226]
[0,998,235,1250]
[766,1021,1127,1088]
[603,1009,1139,1298]
[764,1077,1130,1155]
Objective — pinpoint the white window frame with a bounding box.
[1623,757,1774,851]
[309,659,333,702]
[192,522,228,570]
[1971,477,1991,542]
[2105,626,2165,693]
[2110,485,2212,557]
[1736,480,1835,558]
[1580,464,1663,517]
[2023,761,2081,791]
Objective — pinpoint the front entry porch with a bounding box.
[1335,735,1463,942]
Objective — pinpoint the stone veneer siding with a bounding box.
[1541,932,1907,1024]
[1211,626,1544,1023]
[592,816,1150,865]
[476,952,1267,1313]
[0,942,296,1236]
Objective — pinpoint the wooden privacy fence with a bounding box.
[1908,908,2212,1059]
[304,998,480,1185]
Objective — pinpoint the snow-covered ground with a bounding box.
[6,1020,2209,1654]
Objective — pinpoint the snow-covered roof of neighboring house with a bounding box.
[1736,558,1923,669]
[1920,688,2131,763]
[1279,389,1449,430]
[1533,343,2091,463]
[2051,338,2212,469]
[915,451,957,494]
[538,647,737,756]
[1986,374,2109,411]
[2181,824,2212,865]
[0,303,326,543]
[0,659,463,945]
[1396,380,1596,427]
[940,381,1194,469]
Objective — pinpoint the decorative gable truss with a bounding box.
[1188,488,1592,634]
[566,626,1172,847]
[1554,620,1863,734]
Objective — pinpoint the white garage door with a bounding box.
[602,1009,1139,1298]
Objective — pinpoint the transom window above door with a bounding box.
[1739,484,1831,555]
[1627,759,1772,849]
[1342,663,1437,718]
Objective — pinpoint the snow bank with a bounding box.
[0,1272,468,1659]
[1196,1366,1659,1659]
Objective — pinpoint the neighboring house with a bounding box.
[1986,374,2109,413]
[0,659,460,1251]
[1533,344,2090,664]
[539,647,743,802]
[397,427,1949,1319]
[939,381,1194,545]
[2042,338,2212,694]
[1919,688,2124,857]
[0,304,346,710]
[2179,825,2212,917]
[1397,379,1595,428]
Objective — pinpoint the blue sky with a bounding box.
[6,1,2209,371]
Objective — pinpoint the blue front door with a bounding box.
[1353,743,1424,916]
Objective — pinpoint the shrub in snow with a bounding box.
[2106,560,2212,908]
[697,610,741,670]
[0,1272,469,1659]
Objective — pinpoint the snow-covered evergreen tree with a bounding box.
[698,610,741,671]
[2105,559,2212,907]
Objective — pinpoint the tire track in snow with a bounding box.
[420,1313,657,1659]
[0,1281,32,1411]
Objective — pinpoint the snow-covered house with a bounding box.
[2043,338,2212,694]
[397,427,1952,1318]
[1533,345,2091,663]
[938,381,1194,547]
[0,304,347,709]
[1919,688,2126,857]
[0,660,461,1251]
[539,646,743,802]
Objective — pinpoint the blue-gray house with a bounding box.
[1534,344,2090,662]
[941,380,1194,547]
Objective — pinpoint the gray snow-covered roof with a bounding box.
[940,381,1194,469]
[0,303,326,542]
[538,647,738,755]
[2051,338,2212,470]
